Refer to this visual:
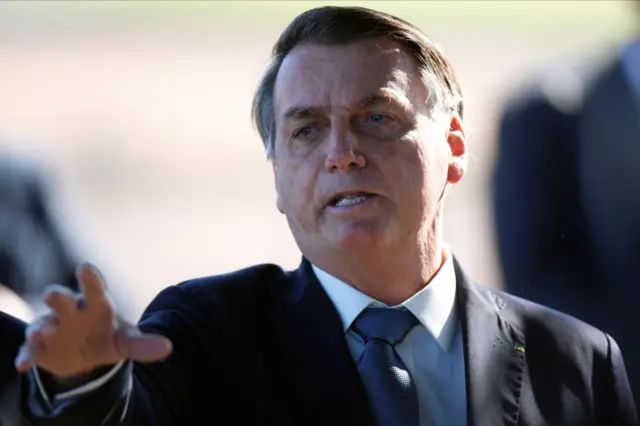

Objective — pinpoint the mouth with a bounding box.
[327,191,377,208]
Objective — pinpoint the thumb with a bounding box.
[116,329,173,363]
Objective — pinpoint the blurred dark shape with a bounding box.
[0,311,26,426]
[491,28,640,406]
[0,152,79,297]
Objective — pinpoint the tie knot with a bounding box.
[352,307,418,345]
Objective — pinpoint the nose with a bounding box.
[324,129,367,172]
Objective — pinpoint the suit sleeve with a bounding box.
[594,333,639,425]
[21,284,215,426]
[31,362,125,405]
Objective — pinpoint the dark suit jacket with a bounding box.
[0,311,27,425]
[491,49,640,402]
[22,258,639,426]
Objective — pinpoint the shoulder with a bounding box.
[176,262,292,312]
[139,263,293,326]
[0,153,47,194]
[499,55,610,123]
[476,283,611,360]
[469,282,638,424]
[502,68,587,123]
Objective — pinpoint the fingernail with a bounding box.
[145,337,172,353]
[27,331,44,343]
[131,336,172,360]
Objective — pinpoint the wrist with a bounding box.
[41,365,117,393]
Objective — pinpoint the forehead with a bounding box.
[273,39,426,118]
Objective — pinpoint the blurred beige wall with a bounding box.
[0,1,636,318]
[0,285,34,322]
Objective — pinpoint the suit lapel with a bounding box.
[272,257,527,425]
[271,259,373,426]
[455,259,525,426]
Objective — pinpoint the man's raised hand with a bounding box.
[15,264,173,380]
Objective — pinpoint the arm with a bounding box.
[0,312,26,426]
[22,284,216,426]
[594,334,639,425]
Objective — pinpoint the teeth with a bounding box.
[334,195,368,207]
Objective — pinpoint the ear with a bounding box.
[276,191,285,214]
[446,114,467,184]
[273,162,285,214]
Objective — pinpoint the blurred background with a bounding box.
[0,0,637,319]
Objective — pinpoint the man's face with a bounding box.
[272,38,466,260]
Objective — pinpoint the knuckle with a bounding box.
[76,296,87,310]
[25,325,41,341]
[45,284,74,301]
[44,291,61,305]
[26,313,58,338]
[27,341,42,356]
[27,342,47,366]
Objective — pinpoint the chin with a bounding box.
[330,220,387,250]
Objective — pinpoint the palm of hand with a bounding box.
[15,264,172,380]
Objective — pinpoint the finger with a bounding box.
[76,263,109,308]
[44,284,77,320]
[15,344,33,372]
[116,329,173,363]
[25,313,59,342]
[15,340,46,373]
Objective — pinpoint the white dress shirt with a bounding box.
[312,249,467,426]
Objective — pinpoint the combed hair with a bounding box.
[251,6,464,160]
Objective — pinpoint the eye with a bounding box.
[292,125,317,140]
[366,113,393,124]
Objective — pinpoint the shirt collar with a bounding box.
[311,248,458,352]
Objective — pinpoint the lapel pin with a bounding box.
[513,344,525,353]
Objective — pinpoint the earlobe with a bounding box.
[274,169,285,214]
[447,158,466,184]
[276,190,285,214]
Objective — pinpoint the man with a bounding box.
[491,3,640,406]
[0,152,79,299]
[14,6,639,426]
[0,311,27,426]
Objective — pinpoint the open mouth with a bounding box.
[328,192,376,208]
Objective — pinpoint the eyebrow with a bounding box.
[282,105,327,121]
[357,92,399,109]
[281,91,409,121]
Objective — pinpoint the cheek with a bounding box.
[390,140,446,209]
[394,141,431,192]
[275,163,318,215]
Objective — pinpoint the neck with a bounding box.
[313,226,445,306]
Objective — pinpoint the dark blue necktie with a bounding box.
[352,307,420,426]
